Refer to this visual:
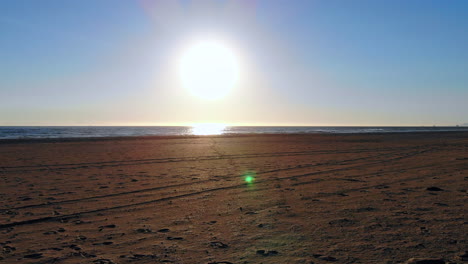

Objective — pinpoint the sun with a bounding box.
[179,40,239,100]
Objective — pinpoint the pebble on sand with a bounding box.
[426,187,444,191]
[404,258,445,264]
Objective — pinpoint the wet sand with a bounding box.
[0,133,467,263]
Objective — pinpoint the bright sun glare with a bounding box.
[191,123,226,135]
[179,40,239,100]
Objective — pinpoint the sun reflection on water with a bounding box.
[191,123,227,135]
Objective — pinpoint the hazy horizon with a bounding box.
[1,0,467,126]
[0,124,467,128]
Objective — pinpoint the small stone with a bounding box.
[426,187,443,191]
[93,259,115,264]
[136,228,152,233]
[24,253,43,259]
[256,249,278,256]
[404,258,445,264]
[2,246,16,253]
[77,235,87,241]
[318,256,337,261]
[79,252,96,258]
[268,250,278,256]
[328,218,355,226]
[69,244,81,250]
[458,251,468,261]
[166,236,183,240]
[210,241,228,248]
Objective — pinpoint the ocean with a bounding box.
[0,126,467,139]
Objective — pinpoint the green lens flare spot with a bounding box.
[245,175,254,183]
[242,171,256,185]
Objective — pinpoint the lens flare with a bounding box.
[245,175,254,183]
[243,171,256,184]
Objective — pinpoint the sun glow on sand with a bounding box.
[179,40,240,100]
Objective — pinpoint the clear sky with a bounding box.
[1,0,467,126]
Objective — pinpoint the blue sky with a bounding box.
[1,0,467,126]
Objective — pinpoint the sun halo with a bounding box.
[179,40,240,100]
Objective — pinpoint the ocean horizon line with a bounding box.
[0,125,466,128]
[1,125,468,140]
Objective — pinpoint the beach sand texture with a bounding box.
[0,133,467,263]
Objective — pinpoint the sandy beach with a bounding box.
[0,133,466,264]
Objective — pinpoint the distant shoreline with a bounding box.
[1,130,468,144]
[1,125,468,141]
